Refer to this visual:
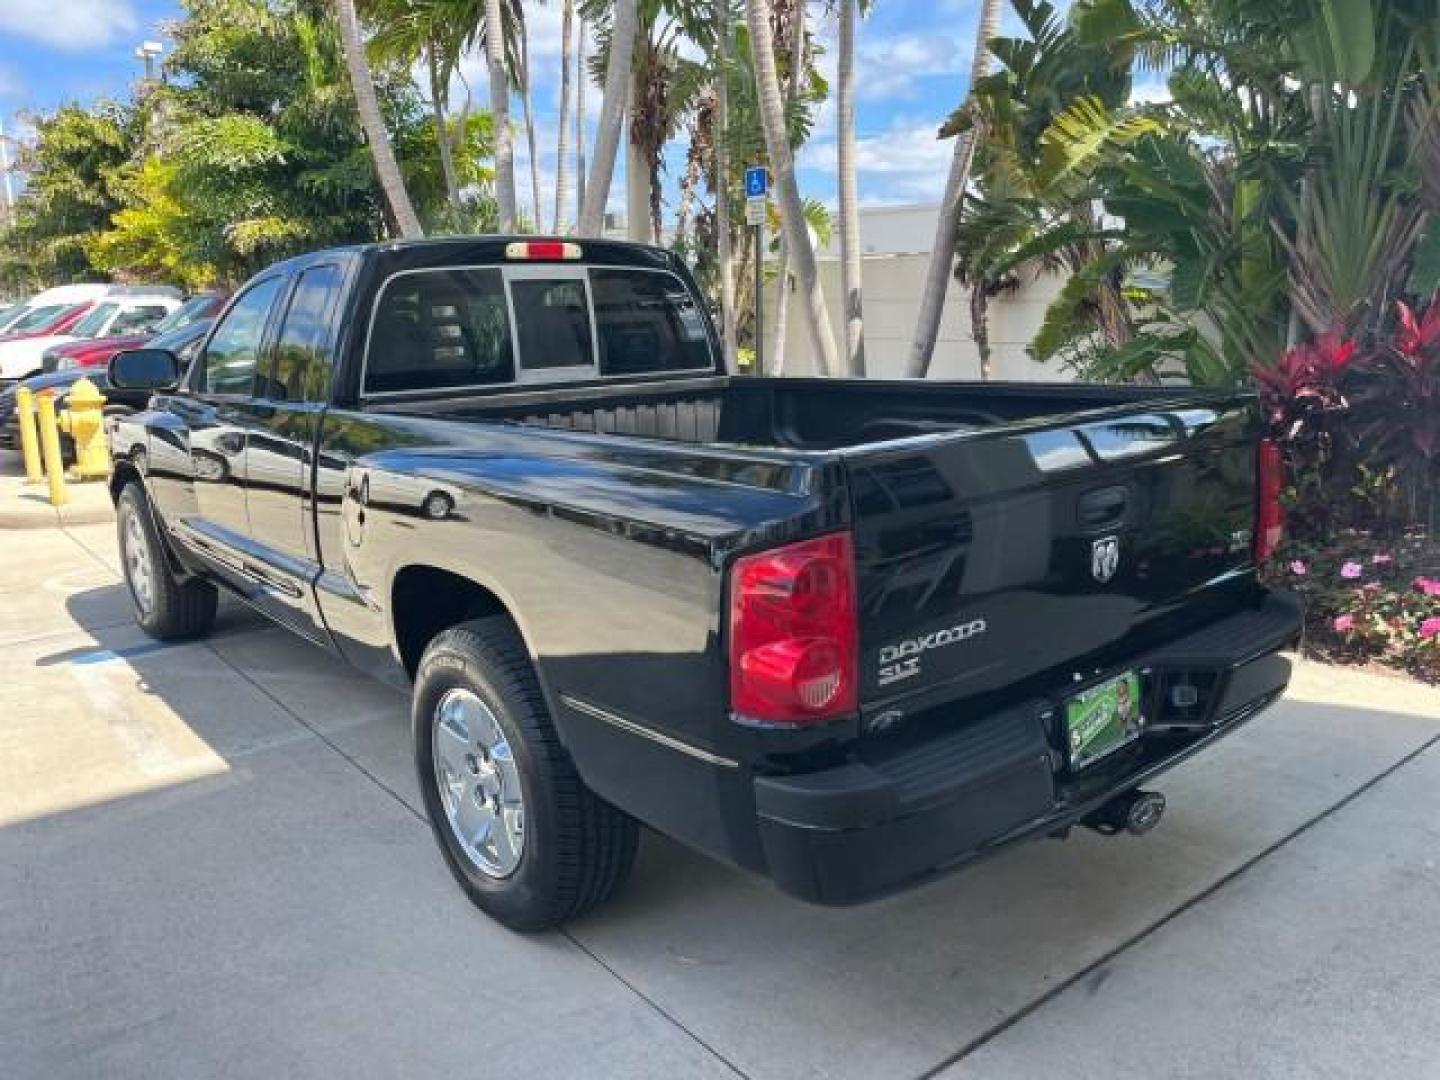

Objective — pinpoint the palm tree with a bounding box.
[519,10,544,229]
[715,0,738,368]
[579,0,639,236]
[334,0,424,237]
[484,0,517,230]
[554,0,576,232]
[904,0,1002,377]
[744,0,839,376]
[836,0,864,375]
[768,0,806,374]
[576,15,588,221]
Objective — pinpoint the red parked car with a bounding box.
[39,292,227,373]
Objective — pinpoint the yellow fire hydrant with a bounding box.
[57,377,111,480]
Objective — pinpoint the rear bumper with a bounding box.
[753,589,1304,905]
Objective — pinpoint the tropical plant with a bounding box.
[484,0,518,229]
[554,0,576,232]
[744,0,839,375]
[579,0,639,235]
[714,0,738,366]
[1353,296,1440,527]
[905,0,1004,377]
[835,0,865,376]
[336,0,424,236]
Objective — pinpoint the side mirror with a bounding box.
[109,348,181,391]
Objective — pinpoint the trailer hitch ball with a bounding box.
[1086,789,1167,836]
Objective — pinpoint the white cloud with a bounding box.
[0,0,139,52]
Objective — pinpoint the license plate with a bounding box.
[1065,670,1144,770]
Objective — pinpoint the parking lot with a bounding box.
[4,455,1440,1079]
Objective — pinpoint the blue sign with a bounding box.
[744,166,768,198]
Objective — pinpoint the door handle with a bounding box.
[1079,485,1130,530]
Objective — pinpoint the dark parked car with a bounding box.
[106,238,1302,931]
[2,319,211,456]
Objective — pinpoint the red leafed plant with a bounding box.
[1353,295,1440,528]
[1252,332,1363,535]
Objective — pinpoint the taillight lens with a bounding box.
[1255,438,1285,562]
[729,533,858,725]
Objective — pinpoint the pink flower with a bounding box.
[1420,617,1440,640]
[1372,553,1393,565]
[1333,614,1357,633]
[1415,577,1440,598]
[1290,560,1308,576]
[1340,561,1363,580]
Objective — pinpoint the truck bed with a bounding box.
[370,375,1210,453]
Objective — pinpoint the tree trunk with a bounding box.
[576,18,587,222]
[484,0,517,231]
[715,0,738,369]
[744,0,840,377]
[836,0,865,376]
[520,18,543,230]
[768,0,807,374]
[971,285,992,380]
[904,0,1001,377]
[626,71,651,242]
[675,149,700,246]
[554,0,575,234]
[335,0,423,238]
[428,48,462,213]
[579,0,638,237]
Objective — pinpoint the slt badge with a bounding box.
[1091,535,1121,583]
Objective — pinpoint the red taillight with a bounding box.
[729,533,858,725]
[1255,438,1285,562]
[504,241,582,260]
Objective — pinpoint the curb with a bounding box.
[0,491,115,530]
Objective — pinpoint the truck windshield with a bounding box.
[364,265,713,396]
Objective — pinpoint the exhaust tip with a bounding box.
[1084,789,1167,836]
[1124,790,1166,835]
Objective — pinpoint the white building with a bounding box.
[768,202,1070,382]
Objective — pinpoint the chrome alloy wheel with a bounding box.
[432,688,526,878]
[121,505,155,616]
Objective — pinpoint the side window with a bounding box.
[365,268,514,394]
[201,277,284,396]
[510,278,594,376]
[269,264,342,402]
[591,270,713,376]
[111,304,171,335]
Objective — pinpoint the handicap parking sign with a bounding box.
[744,166,768,198]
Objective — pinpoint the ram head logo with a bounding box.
[1091,536,1121,584]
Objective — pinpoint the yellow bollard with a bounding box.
[14,386,44,484]
[58,377,111,480]
[35,392,68,507]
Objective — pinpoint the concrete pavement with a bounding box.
[2,514,1438,1079]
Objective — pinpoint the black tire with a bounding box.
[413,617,639,931]
[116,482,218,641]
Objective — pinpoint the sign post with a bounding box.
[744,166,768,373]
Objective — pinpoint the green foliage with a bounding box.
[1,101,136,287]
[1,0,498,292]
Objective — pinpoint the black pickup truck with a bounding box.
[106,237,1302,930]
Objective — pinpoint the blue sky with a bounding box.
[0,0,1029,219]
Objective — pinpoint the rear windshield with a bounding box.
[363,265,713,396]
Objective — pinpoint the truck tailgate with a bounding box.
[844,398,1263,722]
